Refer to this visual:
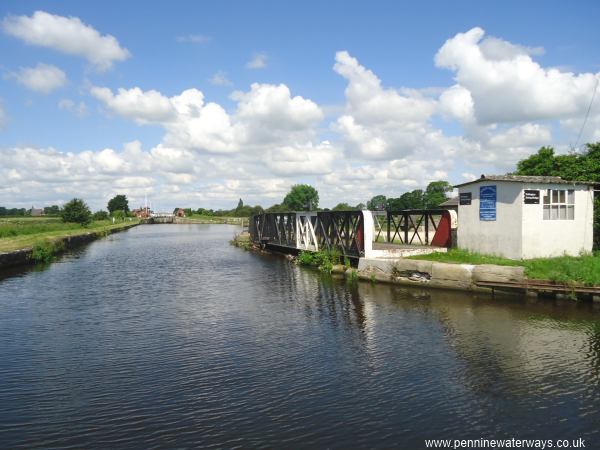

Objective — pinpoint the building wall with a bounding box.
[458,181,595,259]
[521,184,594,258]
[457,182,524,259]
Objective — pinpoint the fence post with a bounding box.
[386,211,391,243]
[362,210,374,258]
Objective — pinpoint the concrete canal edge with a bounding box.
[0,223,139,270]
[354,257,525,293]
[230,232,528,295]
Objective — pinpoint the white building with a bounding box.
[454,175,596,259]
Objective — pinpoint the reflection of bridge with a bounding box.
[249,209,456,263]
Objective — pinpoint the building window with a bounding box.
[543,189,574,220]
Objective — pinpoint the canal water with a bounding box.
[1,225,599,449]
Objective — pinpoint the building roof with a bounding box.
[439,197,459,207]
[454,174,598,188]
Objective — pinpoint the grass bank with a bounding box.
[0,217,139,253]
[409,248,600,286]
[178,215,247,225]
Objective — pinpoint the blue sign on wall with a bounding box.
[479,185,496,221]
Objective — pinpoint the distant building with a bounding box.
[29,207,44,217]
[439,197,458,214]
[454,175,596,259]
[132,207,151,218]
[175,208,186,218]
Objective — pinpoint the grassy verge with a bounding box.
[178,215,247,224]
[409,248,522,267]
[524,254,600,286]
[0,218,139,253]
[409,248,600,286]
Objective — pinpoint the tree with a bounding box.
[367,195,387,210]
[236,198,244,210]
[93,210,109,221]
[424,181,453,208]
[515,146,557,176]
[61,198,92,226]
[266,203,287,213]
[388,190,425,210]
[44,205,61,215]
[282,184,319,210]
[515,142,600,249]
[107,194,129,214]
[332,202,357,211]
[112,210,126,221]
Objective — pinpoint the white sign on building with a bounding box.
[454,175,596,259]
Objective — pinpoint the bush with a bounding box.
[61,198,92,226]
[297,249,343,273]
[112,210,126,221]
[93,210,109,221]
[31,240,64,263]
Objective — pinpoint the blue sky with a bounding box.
[1,1,599,210]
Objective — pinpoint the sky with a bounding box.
[0,1,599,212]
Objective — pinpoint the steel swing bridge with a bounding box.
[249,209,455,262]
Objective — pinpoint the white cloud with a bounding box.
[12,63,67,94]
[90,86,175,123]
[209,71,232,86]
[176,34,211,44]
[265,141,339,176]
[438,84,474,124]
[232,83,323,145]
[435,27,600,124]
[2,10,130,70]
[58,99,88,117]
[91,82,323,154]
[246,52,267,69]
[479,36,544,60]
[333,50,448,160]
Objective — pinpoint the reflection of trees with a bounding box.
[270,259,368,334]
[273,257,600,395]
[423,292,600,404]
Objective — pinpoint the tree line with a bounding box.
[181,181,454,217]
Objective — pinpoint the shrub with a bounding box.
[31,240,64,263]
[61,198,92,226]
[93,210,109,221]
[297,249,343,274]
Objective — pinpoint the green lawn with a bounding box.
[180,214,247,224]
[0,217,139,252]
[409,248,600,286]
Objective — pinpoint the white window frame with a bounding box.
[543,189,574,220]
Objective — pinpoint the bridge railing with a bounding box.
[252,212,297,248]
[384,209,453,247]
[249,208,453,258]
[250,210,368,258]
[317,210,365,258]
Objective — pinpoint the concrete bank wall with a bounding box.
[0,223,138,271]
[357,257,525,292]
